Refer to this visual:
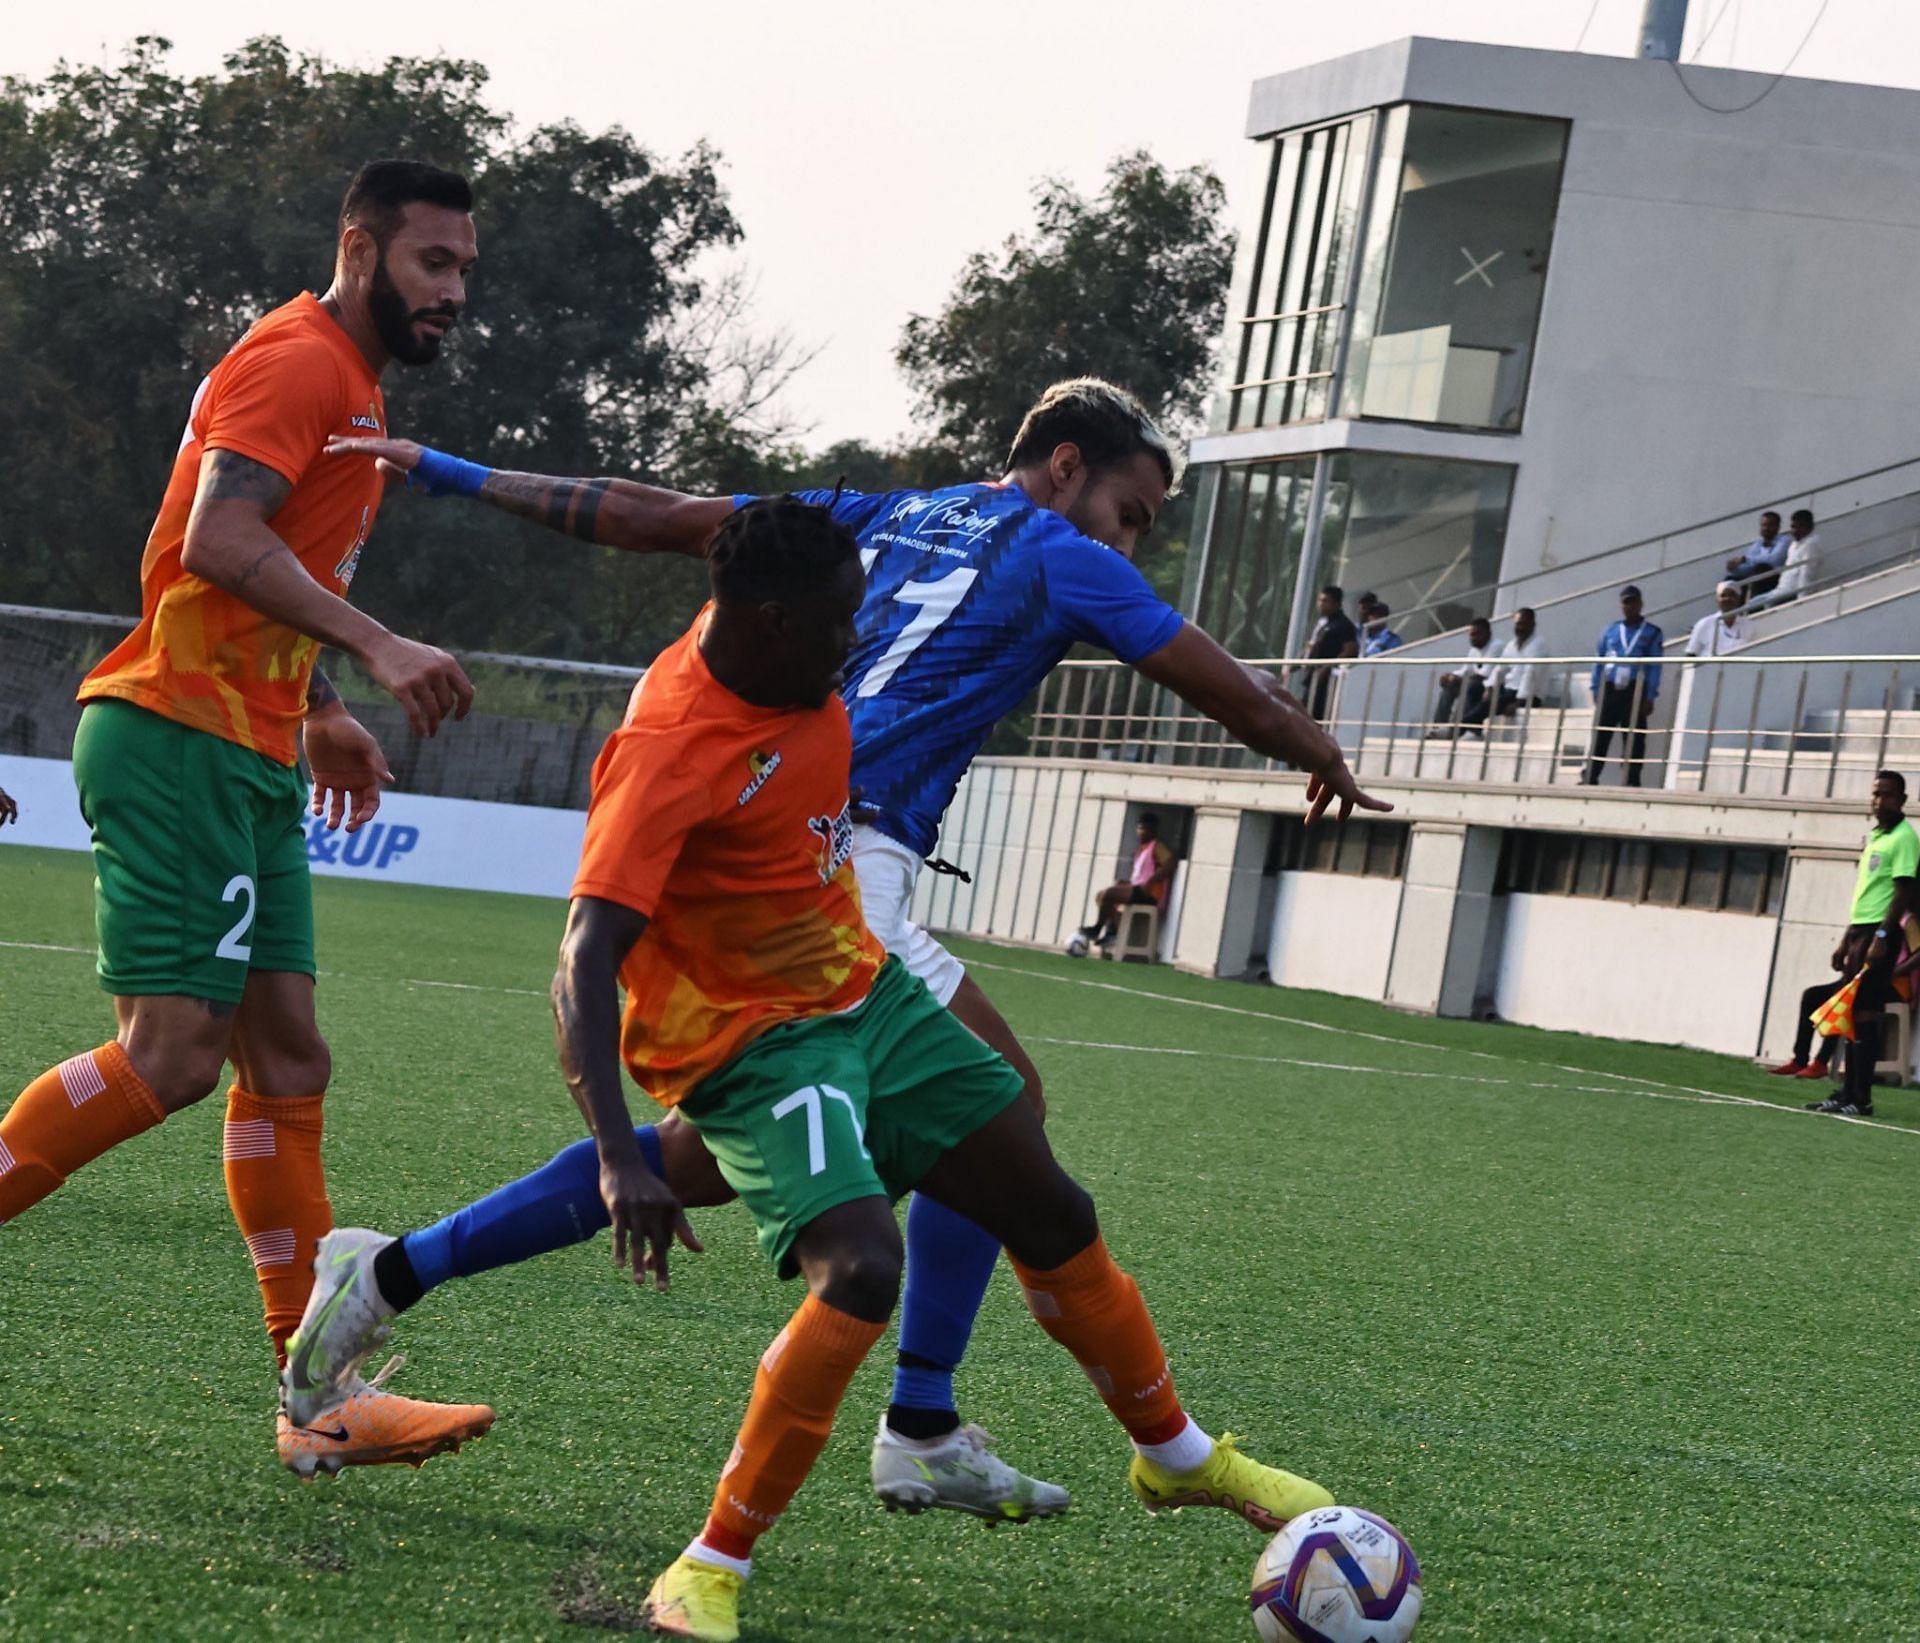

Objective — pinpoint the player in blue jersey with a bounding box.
[305,381,1386,1524]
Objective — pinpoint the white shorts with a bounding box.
[851,824,966,1007]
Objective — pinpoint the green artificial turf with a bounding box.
[3,842,1917,1640]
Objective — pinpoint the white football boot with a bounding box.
[871,1416,1071,1523]
[282,1227,399,1427]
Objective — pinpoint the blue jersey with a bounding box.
[740,484,1183,858]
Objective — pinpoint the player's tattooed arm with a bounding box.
[306,663,342,716]
[552,896,699,1289]
[476,468,732,559]
[321,432,732,557]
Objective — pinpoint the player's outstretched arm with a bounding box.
[1133,624,1392,824]
[182,448,475,738]
[552,895,699,1289]
[323,435,730,559]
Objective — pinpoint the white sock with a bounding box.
[686,1536,752,1581]
[1133,1415,1213,1475]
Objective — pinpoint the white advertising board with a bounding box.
[0,756,584,900]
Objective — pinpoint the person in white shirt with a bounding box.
[1490,606,1546,716]
[1427,617,1495,738]
[1686,581,1753,656]
[1749,509,1819,610]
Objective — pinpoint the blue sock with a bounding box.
[889,1193,1002,1426]
[400,1124,664,1292]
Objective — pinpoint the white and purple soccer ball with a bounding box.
[1250,1506,1422,1643]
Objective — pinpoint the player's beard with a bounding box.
[369,254,457,367]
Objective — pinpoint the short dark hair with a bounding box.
[1792,508,1815,525]
[709,495,859,606]
[1517,606,1536,619]
[1874,769,1908,796]
[1372,601,1391,618]
[1138,811,1161,833]
[1469,616,1491,631]
[1759,510,1781,525]
[340,160,473,249]
[1006,378,1176,489]
[1321,585,1344,603]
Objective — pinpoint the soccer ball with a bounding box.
[1250,1506,1422,1642]
[1065,933,1090,958]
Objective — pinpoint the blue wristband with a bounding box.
[407,446,494,499]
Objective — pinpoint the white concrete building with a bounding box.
[1181,37,1920,657]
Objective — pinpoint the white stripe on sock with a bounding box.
[244,1227,296,1268]
[0,1136,15,1176]
[58,1053,107,1108]
[222,1119,278,1160]
[1133,1415,1214,1476]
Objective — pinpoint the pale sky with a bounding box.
[6,0,1902,447]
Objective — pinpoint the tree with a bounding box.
[896,152,1233,481]
[0,36,797,664]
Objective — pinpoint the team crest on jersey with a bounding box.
[333,504,372,587]
[737,749,783,807]
[349,400,382,432]
[807,805,855,885]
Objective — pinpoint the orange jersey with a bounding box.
[572,614,885,1107]
[80,293,387,765]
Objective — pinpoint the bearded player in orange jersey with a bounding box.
[0,160,493,1476]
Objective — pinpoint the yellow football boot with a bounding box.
[1128,1432,1333,1533]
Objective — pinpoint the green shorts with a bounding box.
[72,698,315,1003]
[679,957,1025,1274]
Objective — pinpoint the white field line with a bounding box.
[1026,1034,1905,1131]
[4,939,1904,1136]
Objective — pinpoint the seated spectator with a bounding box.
[1490,606,1545,715]
[1749,509,1820,610]
[1360,601,1404,656]
[1724,510,1788,599]
[1300,585,1358,719]
[1426,617,1495,738]
[1067,812,1175,957]
[1685,581,1753,656]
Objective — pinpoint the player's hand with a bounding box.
[325,434,423,485]
[600,1149,702,1291]
[1304,755,1393,824]
[360,631,475,738]
[303,707,393,833]
[0,786,16,827]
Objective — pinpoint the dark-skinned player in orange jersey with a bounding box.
[289,495,1337,1641]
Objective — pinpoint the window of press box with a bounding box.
[1496,834,1785,916]
[1269,817,1410,878]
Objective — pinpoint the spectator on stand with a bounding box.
[0,787,16,826]
[1067,812,1176,958]
[1725,510,1788,599]
[1750,509,1820,611]
[1301,585,1358,720]
[1797,772,1919,1116]
[1491,606,1545,716]
[1582,585,1664,787]
[1426,617,1495,738]
[1685,581,1752,656]
[1360,601,1404,657]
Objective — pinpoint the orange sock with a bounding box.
[699,1295,885,1558]
[1009,1236,1187,1442]
[0,1044,165,1223]
[222,1084,333,1362]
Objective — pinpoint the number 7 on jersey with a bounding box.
[854,551,978,699]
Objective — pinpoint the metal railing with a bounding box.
[1369,450,1920,641]
[1028,653,1920,801]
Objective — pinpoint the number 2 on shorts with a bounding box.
[215,873,256,962]
[772,1083,870,1175]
